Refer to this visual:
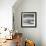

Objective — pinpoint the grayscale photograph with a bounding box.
[21,12,37,27]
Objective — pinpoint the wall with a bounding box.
[13,0,41,46]
[0,0,16,30]
[41,0,46,46]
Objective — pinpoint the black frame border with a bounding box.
[21,12,37,28]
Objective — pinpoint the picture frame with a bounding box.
[21,12,37,28]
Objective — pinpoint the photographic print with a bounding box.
[21,12,37,28]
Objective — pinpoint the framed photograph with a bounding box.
[21,12,37,28]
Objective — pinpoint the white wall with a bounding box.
[0,0,16,30]
[13,0,41,46]
[41,0,46,46]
